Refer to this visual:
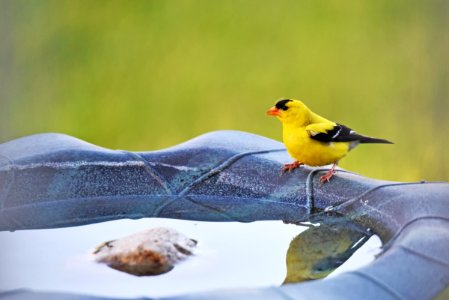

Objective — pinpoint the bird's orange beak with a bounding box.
[266,106,281,117]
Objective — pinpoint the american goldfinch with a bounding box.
[267,99,393,183]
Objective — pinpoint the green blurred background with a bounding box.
[1,0,448,181]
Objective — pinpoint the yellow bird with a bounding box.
[267,99,393,183]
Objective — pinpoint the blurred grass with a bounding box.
[0,0,448,181]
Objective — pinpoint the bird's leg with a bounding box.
[282,161,304,173]
[319,163,338,183]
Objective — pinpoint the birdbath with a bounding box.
[0,130,448,299]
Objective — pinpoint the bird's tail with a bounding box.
[359,136,393,144]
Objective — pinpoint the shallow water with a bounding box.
[0,218,381,298]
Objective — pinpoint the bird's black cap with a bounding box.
[275,99,292,110]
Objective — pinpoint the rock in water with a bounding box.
[93,227,197,276]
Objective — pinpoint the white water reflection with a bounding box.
[0,218,381,298]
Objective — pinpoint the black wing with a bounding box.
[310,123,393,144]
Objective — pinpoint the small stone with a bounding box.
[93,227,197,276]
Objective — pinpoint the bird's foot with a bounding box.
[282,161,304,173]
[319,166,337,184]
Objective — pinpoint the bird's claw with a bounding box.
[319,169,336,184]
[282,161,304,173]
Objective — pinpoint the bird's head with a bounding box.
[266,99,311,126]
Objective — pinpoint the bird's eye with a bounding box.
[280,106,288,111]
